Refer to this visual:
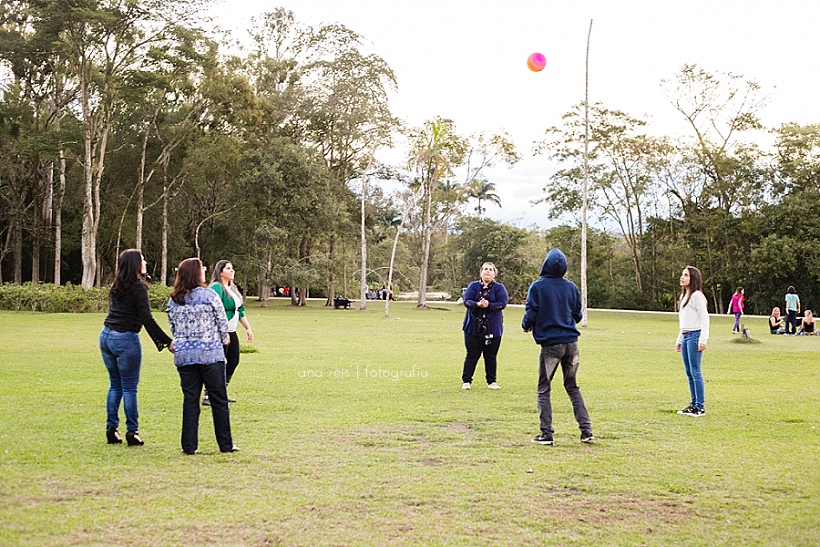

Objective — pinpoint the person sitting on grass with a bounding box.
[799,310,817,335]
[769,307,786,334]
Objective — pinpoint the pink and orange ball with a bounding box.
[527,52,546,72]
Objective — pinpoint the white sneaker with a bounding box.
[462,383,471,390]
[488,382,501,390]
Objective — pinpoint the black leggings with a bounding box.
[224,331,240,380]
[461,332,501,384]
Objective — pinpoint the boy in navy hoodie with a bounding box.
[522,248,594,445]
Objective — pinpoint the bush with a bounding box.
[0,282,171,313]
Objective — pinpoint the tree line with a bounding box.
[2,2,819,315]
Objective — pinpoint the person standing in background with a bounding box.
[206,260,254,406]
[785,286,800,335]
[461,262,508,390]
[675,266,710,417]
[729,287,744,334]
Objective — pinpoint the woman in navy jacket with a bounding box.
[461,262,508,390]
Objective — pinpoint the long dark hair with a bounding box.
[680,266,703,309]
[110,249,144,298]
[171,258,205,305]
[212,259,243,305]
[734,286,744,296]
[212,260,233,286]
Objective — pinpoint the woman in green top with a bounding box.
[204,260,254,405]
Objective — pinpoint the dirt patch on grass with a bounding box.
[524,490,694,527]
[444,421,472,434]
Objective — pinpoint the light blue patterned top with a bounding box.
[166,287,230,367]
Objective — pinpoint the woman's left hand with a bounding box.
[246,328,254,342]
[698,342,707,351]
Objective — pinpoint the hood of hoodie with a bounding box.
[540,248,567,278]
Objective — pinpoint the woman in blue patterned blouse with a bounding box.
[167,258,239,454]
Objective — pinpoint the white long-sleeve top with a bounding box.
[677,290,710,345]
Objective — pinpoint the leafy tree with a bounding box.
[536,103,669,295]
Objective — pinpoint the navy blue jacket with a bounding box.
[462,280,508,337]
[521,249,582,346]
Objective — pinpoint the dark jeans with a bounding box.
[786,309,798,334]
[225,331,240,380]
[99,327,142,432]
[537,342,592,435]
[462,332,501,384]
[177,362,233,453]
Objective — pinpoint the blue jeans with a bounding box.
[680,330,705,409]
[733,312,742,332]
[99,327,142,432]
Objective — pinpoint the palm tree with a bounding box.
[468,179,502,217]
[407,117,464,308]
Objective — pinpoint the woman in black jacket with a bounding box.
[99,249,173,446]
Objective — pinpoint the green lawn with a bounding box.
[1,301,818,546]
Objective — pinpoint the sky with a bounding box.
[206,0,820,229]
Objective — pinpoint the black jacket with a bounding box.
[104,282,172,351]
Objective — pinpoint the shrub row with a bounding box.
[0,283,172,313]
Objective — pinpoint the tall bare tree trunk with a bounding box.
[80,66,97,289]
[54,149,66,285]
[161,162,169,285]
[135,122,150,251]
[581,19,593,327]
[417,180,433,309]
[360,180,368,310]
[31,212,40,285]
[12,222,22,284]
[326,235,336,307]
[384,224,402,318]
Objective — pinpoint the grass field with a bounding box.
[1,300,818,546]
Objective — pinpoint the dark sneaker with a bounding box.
[580,431,595,443]
[532,433,554,445]
[687,406,706,417]
[227,397,236,403]
[201,395,210,406]
[677,405,693,415]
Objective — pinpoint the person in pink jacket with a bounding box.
[729,287,744,334]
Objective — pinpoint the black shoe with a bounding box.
[106,426,122,444]
[687,406,706,417]
[202,395,210,406]
[581,431,595,443]
[221,444,240,453]
[125,430,144,446]
[532,433,554,445]
[677,405,694,415]
[227,397,236,403]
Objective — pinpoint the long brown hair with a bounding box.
[680,266,703,309]
[171,258,205,305]
[110,249,144,298]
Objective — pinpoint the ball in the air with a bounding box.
[527,52,547,72]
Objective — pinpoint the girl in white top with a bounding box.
[675,266,710,417]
